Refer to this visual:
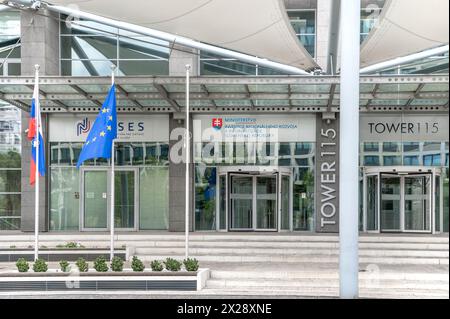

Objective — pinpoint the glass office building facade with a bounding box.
[0,4,448,234]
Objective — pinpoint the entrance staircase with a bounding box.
[0,233,448,298]
[130,233,449,298]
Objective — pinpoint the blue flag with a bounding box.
[76,84,117,168]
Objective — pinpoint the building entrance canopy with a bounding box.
[0,75,448,114]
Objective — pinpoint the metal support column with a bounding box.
[339,0,360,299]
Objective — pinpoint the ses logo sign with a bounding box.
[76,117,145,139]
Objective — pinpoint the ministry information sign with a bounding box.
[193,114,316,143]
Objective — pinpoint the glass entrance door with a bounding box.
[83,170,108,230]
[82,169,137,231]
[380,175,402,231]
[365,169,434,233]
[229,175,253,230]
[114,170,137,230]
[256,175,277,230]
[404,175,431,232]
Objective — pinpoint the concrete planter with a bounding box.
[0,248,126,262]
[0,268,210,292]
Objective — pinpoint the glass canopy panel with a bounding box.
[204,85,248,93]
[176,100,214,107]
[214,100,252,107]
[0,85,32,93]
[253,99,290,107]
[291,84,330,93]
[247,85,289,93]
[116,100,136,107]
[410,99,448,106]
[76,84,111,94]
[291,100,327,106]
[119,85,158,93]
[369,99,409,106]
[336,84,375,93]
[163,84,203,93]
[139,99,171,107]
[39,85,78,94]
[421,83,449,92]
[60,100,100,107]
[377,83,419,93]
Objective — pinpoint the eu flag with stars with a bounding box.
[76,84,117,168]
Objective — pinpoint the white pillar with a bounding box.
[339,0,360,299]
[185,64,191,260]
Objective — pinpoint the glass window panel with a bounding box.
[0,217,20,230]
[403,142,420,152]
[0,150,21,168]
[364,156,380,166]
[139,167,169,230]
[0,194,20,217]
[195,167,217,231]
[293,167,314,231]
[383,156,402,166]
[50,168,80,231]
[364,142,379,152]
[62,60,119,76]
[404,156,420,166]
[383,142,400,152]
[119,36,169,60]
[115,171,135,228]
[0,170,20,192]
[118,60,169,76]
[83,170,108,229]
[201,59,256,76]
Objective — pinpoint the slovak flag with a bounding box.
[27,74,45,185]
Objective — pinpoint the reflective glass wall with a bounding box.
[194,142,315,231]
[60,16,170,76]
[49,141,169,231]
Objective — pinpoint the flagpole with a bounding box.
[110,64,116,261]
[185,64,191,260]
[33,64,40,262]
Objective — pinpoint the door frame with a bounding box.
[217,166,292,232]
[363,166,440,234]
[228,173,254,231]
[80,167,110,232]
[80,167,139,232]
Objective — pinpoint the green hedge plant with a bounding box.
[93,256,109,272]
[76,258,89,272]
[183,258,199,272]
[33,259,48,273]
[131,256,145,272]
[111,256,124,272]
[150,260,164,272]
[16,258,29,273]
[164,258,182,272]
[59,260,70,273]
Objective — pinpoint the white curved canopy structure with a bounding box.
[48,0,317,70]
[361,0,449,68]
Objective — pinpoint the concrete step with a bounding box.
[133,247,449,258]
[200,288,449,299]
[205,279,449,290]
[136,254,449,265]
[209,270,449,281]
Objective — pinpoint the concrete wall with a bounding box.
[168,46,198,231]
[20,10,59,232]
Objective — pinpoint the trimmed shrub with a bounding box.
[131,256,145,272]
[16,258,29,273]
[150,260,164,272]
[33,259,48,273]
[59,260,70,272]
[111,256,124,272]
[93,256,109,272]
[164,258,182,272]
[183,258,199,272]
[76,258,89,272]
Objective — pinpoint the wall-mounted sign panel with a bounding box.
[193,114,316,143]
[49,114,169,142]
[360,114,449,142]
